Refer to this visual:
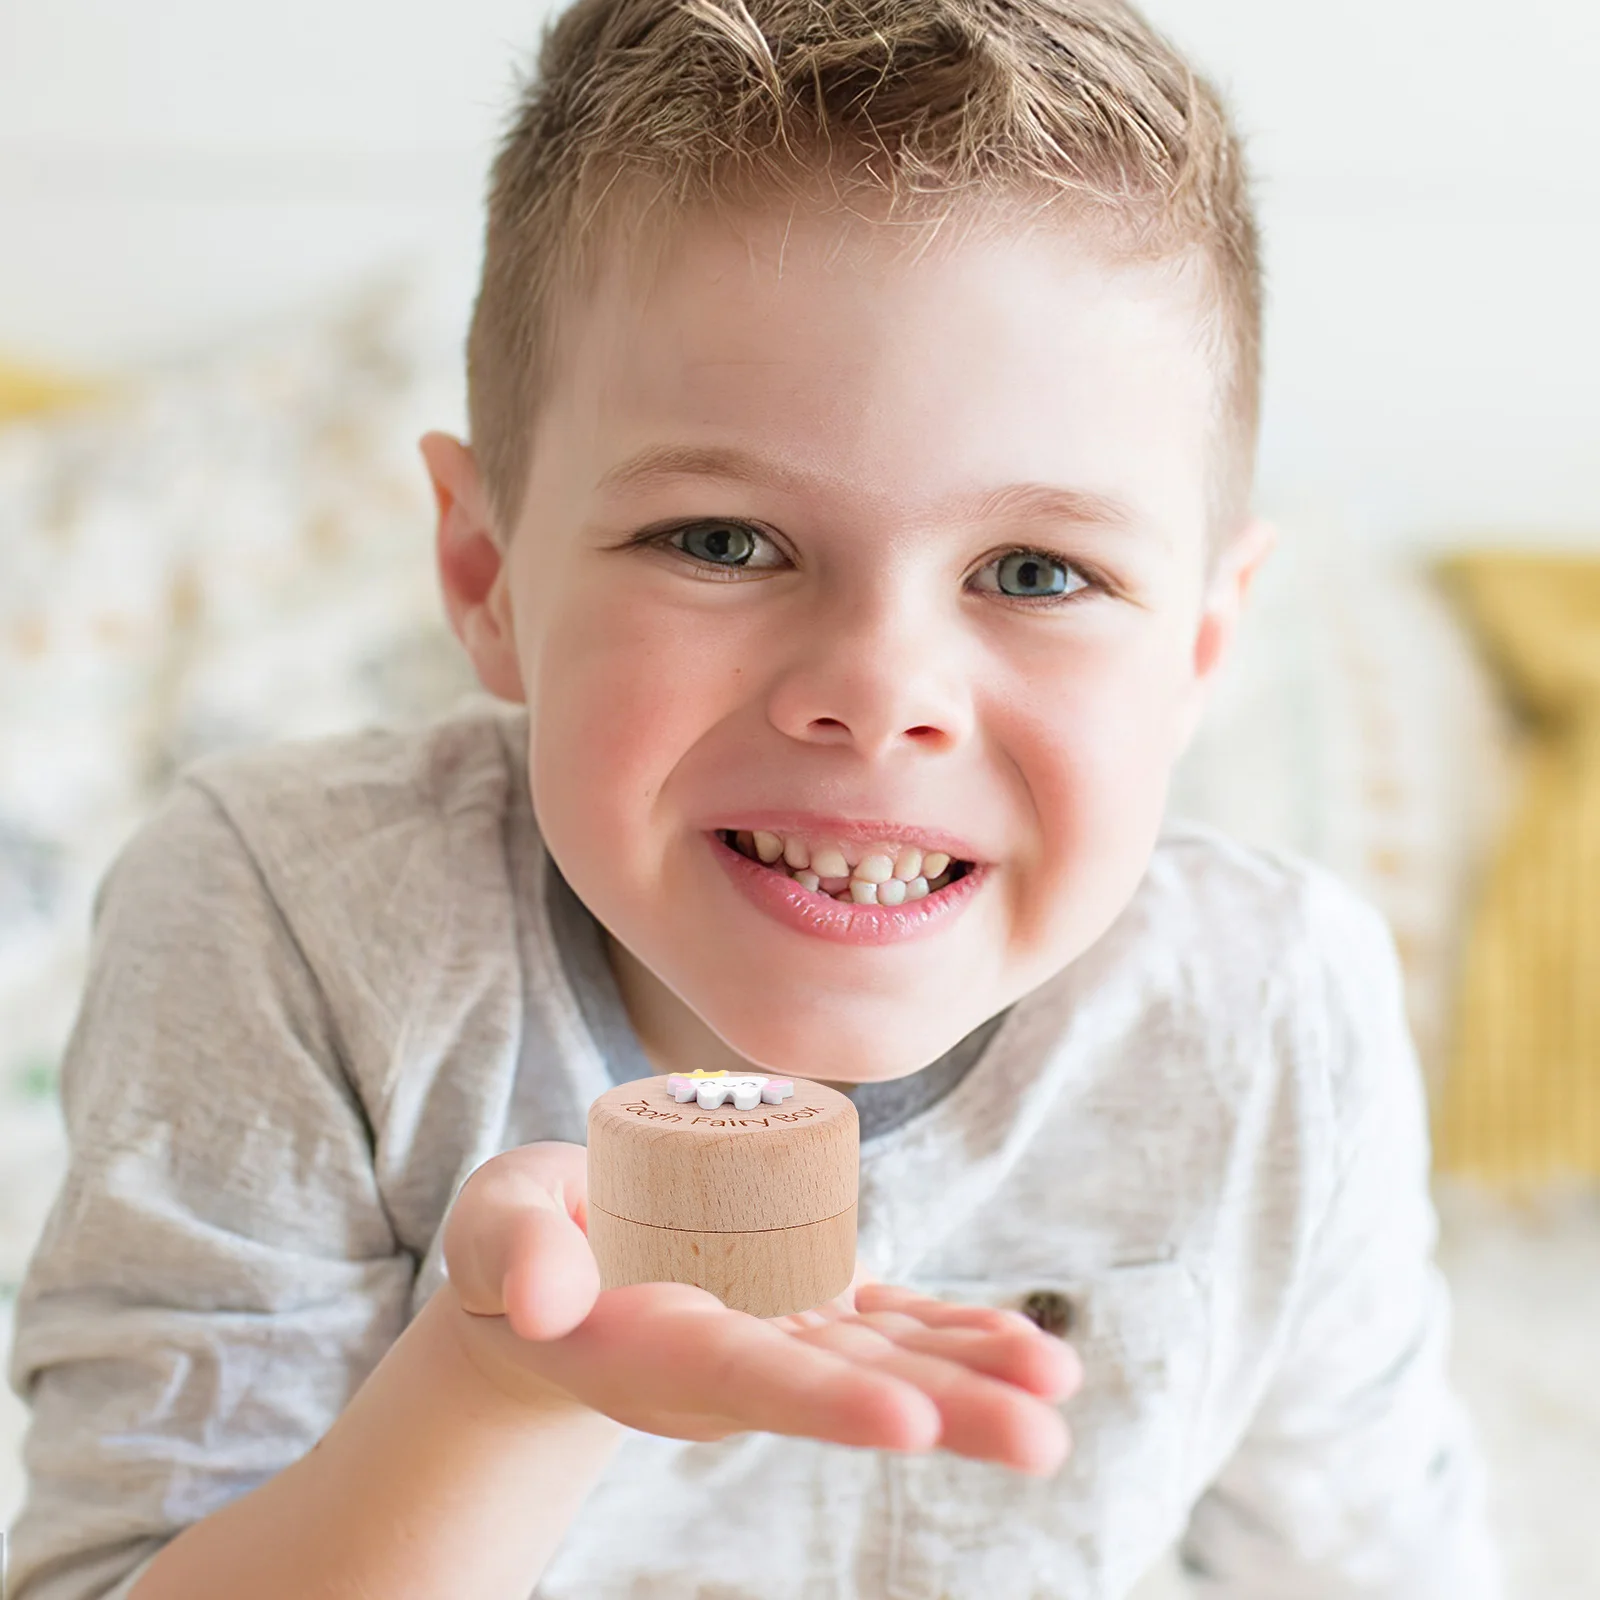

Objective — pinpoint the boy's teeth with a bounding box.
[854,851,895,884]
[723,827,969,901]
[809,846,850,879]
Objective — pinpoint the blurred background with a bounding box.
[1,1,1597,1594]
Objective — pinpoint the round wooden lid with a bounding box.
[587,1073,859,1234]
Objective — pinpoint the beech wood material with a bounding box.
[586,1202,859,1320]
[586,1074,859,1317]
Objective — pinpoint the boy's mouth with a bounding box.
[715,828,973,906]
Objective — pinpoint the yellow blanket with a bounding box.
[1436,552,1600,1182]
[0,357,96,419]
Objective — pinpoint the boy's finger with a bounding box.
[650,1312,943,1453]
[850,1312,1083,1400]
[854,1281,1043,1335]
[795,1320,1073,1476]
[442,1142,598,1338]
[498,1199,604,1340]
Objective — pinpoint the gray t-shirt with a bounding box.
[6,698,1498,1600]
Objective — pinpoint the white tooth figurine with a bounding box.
[667,1070,796,1111]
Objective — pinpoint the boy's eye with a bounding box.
[976,550,1091,602]
[666,520,785,570]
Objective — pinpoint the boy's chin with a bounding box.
[710,1000,992,1086]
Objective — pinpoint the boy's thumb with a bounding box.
[442,1141,600,1341]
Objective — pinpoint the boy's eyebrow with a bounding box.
[593,443,1140,531]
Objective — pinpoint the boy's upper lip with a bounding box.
[702,811,988,863]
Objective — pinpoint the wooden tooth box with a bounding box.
[586,1072,859,1319]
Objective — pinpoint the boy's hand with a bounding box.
[440,1142,1081,1476]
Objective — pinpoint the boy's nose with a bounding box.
[762,587,975,761]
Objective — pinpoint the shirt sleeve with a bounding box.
[5,779,417,1600]
[1177,881,1503,1598]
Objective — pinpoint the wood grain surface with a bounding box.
[587,1074,858,1233]
[585,1201,858,1318]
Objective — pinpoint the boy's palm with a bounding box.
[442,1142,1080,1477]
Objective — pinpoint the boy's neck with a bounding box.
[602,929,858,1098]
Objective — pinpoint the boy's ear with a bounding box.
[1182,515,1276,734]
[419,431,527,705]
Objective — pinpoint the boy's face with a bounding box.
[430,203,1270,1083]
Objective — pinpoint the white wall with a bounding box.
[2,0,1597,548]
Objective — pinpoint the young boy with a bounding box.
[7,0,1499,1595]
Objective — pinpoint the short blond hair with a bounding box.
[467,0,1261,538]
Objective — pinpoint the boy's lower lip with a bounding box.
[706,829,987,945]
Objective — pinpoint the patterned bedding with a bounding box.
[0,279,483,1526]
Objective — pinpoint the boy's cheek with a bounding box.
[524,604,756,934]
[992,658,1195,946]
[529,659,698,865]
[531,596,726,774]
